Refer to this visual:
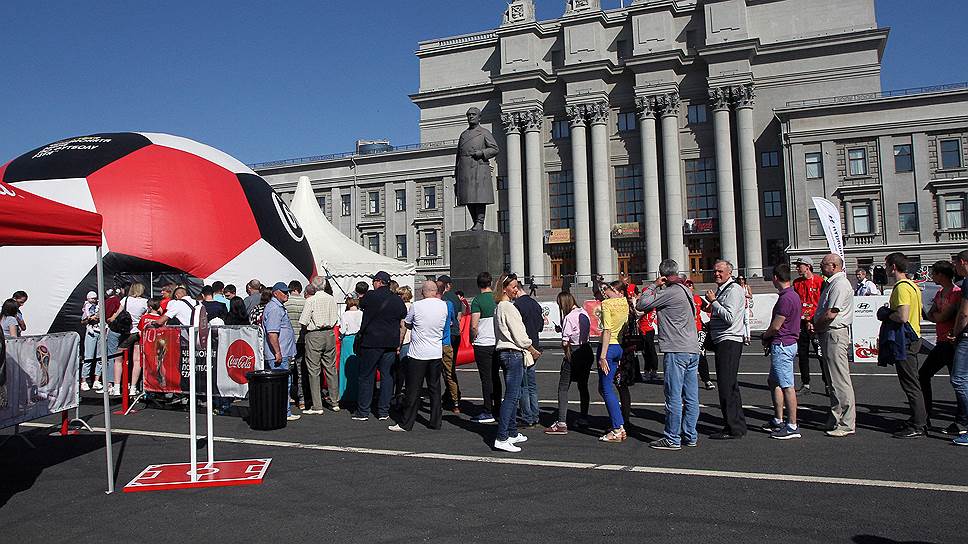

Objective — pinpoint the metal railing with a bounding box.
[785,81,968,108]
[248,139,459,170]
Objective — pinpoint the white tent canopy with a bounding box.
[289,176,416,298]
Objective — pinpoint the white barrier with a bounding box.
[1,332,80,430]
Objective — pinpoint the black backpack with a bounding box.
[109,297,133,334]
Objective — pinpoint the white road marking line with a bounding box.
[456,398,831,411]
[455,369,930,377]
[20,422,968,494]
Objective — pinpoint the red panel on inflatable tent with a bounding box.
[0,170,103,247]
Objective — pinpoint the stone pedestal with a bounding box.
[449,230,504,296]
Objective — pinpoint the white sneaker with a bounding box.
[80,382,91,392]
[508,433,528,444]
[493,439,521,453]
[93,380,103,391]
[388,424,406,432]
[286,414,301,421]
[303,408,325,415]
[128,385,139,397]
[109,384,121,396]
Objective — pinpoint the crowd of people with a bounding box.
[9,247,968,451]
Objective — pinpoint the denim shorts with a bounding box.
[769,342,797,389]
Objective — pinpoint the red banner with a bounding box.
[141,327,182,393]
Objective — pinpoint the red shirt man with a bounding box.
[792,257,823,321]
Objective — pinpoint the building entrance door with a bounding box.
[550,257,575,289]
[688,252,703,283]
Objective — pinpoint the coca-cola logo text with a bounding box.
[225,339,256,384]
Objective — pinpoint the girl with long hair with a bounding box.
[545,291,592,435]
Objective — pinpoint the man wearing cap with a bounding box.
[792,256,827,395]
[354,271,408,421]
[264,282,300,421]
[437,275,463,412]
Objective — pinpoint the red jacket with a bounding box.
[793,274,824,320]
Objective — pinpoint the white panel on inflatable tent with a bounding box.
[288,176,416,297]
[140,133,256,176]
[204,238,308,290]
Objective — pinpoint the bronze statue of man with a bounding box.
[454,107,499,231]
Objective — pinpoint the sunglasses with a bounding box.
[502,273,518,287]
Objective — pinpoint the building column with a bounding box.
[588,101,613,278]
[567,104,592,285]
[501,112,525,275]
[657,92,686,268]
[734,83,763,277]
[636,96,661,277]
[710,86,739,266]
[522,108,545,279]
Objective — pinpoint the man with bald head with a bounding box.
[389,280,448,432]
[814,253,856,436]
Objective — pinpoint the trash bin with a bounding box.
[246,370,289,431]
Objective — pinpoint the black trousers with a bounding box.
[714,340,747,435]
[641,331,659,375]
[473,345,500,414]
[896,341,927,429]
[400,357,443,431]
[797,321,829,387]
[919,341,954,421]
[556,344,592,422]
[698,354,712,383]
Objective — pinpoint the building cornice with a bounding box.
[756,28,890,62]
[409,82,496,105]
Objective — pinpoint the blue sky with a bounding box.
[1,0,965,165]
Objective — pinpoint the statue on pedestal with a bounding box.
[454,107,499,231]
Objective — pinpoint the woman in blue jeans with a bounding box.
[493,273,541,453]
[598,281,629,442]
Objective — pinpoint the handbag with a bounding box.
[109,297,133,335]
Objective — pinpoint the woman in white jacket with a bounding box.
[493,273,542,453]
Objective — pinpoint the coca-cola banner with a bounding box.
[141,327,183,394]
[215,326,264,398]
[1,332,80,430]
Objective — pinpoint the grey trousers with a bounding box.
[819,327,856,431]
[305,329,338,410]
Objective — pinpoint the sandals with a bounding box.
[599,428,627,443]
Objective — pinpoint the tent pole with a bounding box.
[97,246,115,494]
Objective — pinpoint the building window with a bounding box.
[941,139,963,169]
[894,144,913,173]
[805,152,823,180]
[497,176,507,191]
[548,170,575,229]
[498,210,509,233]
[617,112,637,133]
[945,197,965,229]
[367,191,380,215]
[614,165,644,224]
[685,29,699,50]
[851,202,872,234]
[396,234,407,258]
[808,209,824,237]
[341,193,351,216]
[423,186,437,210]
[898,202,918,233]
[366,234,380,254]
[687,104,708,125]
[760,151,780,168]
[848,148,868,176]
[763,190,782,218]
[616,39,629,60]
[395,189,406,212]
[316,195,327,213]
[684,158,718,219]
[551,120,570,140]
[424,231,438,257]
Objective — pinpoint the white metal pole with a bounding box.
[205,325,214,467]
[96,246,114,494]
[188,326,197,482]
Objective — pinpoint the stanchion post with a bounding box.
[205,326,214,468]
[113,348,130,415]
[188,326,197,483]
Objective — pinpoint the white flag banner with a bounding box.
[538,301,563,340]
[811,197,845,257]
[1,332,80,430]
[214,326,265,398]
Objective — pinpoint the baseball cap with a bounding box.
[792,256,814,267]
[271,282,290,293]
[371,271,391,283]
[86,291,98,300]
[437,275,453,284]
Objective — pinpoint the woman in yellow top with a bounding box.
[598,280,629,442]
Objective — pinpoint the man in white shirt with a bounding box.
[389,280,448,432]
[299,283,340,414]
[854,268,880,296]
[151,286,199,343]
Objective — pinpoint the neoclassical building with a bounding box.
[258,0,892,284]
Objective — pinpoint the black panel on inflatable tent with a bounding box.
[2,133,152,183]
[235,173,316,280]
[48,253,202,335]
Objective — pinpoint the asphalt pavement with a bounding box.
[1,343,964,543]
